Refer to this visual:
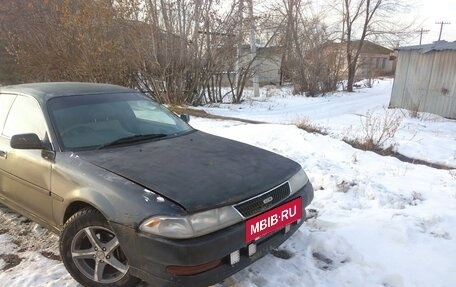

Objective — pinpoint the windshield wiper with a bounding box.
[97,134,167,149]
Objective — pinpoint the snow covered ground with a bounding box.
[191,118,456,287]
[0,80,455,287]
[200,79,456,168]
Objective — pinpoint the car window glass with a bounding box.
[0,94,16,134]
[3,95,47,139]
[128,101,176,125]
[47,93,192,150]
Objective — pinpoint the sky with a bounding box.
[222,0,456,47]
[415,0,456,45]
[313,0,456,46]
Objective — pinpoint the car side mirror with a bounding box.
[180,114,190,123]
[10,133,44,150]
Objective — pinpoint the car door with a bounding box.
[0,94,53,223]
[0,93,17,197]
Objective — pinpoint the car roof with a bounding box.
[0,82,136,102]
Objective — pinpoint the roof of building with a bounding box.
[354,40,393,54]
[397,41,456,53]
[326,40,393,55]
[0,82,135,102]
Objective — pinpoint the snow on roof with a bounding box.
[398,40,456,53]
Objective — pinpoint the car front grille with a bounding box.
[234,182,291,218]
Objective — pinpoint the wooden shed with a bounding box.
[390,41,456,119]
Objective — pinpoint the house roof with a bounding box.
[397,40,456,53]
[326,40,393,55]
[354,40,393,55]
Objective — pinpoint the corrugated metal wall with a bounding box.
[390,50,456,119]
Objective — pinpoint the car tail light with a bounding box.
[166,259,222,276]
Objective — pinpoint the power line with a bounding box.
[435,21,451,41]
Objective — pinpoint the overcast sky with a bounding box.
[316,0,456,46]
[228,0,456,47]
[415,0,456,45]
[302,0,456,46]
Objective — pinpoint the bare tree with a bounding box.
[279,0,340,96]
[0,0,246,105]
[134,0,253,105]
[0,0,349,102]
[1,0,138,85]
[341,0,413,92]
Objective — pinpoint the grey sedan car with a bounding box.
[0,83,314,287]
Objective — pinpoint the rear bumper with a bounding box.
[111,181,314,287]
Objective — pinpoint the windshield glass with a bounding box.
[47,92,193,151]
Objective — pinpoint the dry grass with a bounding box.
[344,110,402,154]
[407,101,421,119]
[450,170,456,180]
[295,118,328,135]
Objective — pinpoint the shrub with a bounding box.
[344,109,402,154]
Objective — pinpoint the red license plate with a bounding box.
[245,197,302,242]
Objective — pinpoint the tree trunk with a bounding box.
[347,63,356,92]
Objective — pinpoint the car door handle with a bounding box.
[0,150,7,159]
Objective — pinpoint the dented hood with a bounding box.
[79,131,301,213]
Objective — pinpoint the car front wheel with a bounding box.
[60,208,139,287]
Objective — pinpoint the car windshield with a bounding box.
[47,92,193,151]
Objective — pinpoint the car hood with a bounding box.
[78,131,301,213]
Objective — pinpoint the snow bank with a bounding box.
[199,79,456,168]
[192,118,456,287]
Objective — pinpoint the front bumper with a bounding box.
[111,181,314,287]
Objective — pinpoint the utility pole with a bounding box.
[248,0,259,97]
[436,21,451,41]
[416,28,429,45]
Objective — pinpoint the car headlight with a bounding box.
[288,168,309,195]
[139,206,243,239]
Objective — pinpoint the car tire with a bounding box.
[60,208,140,287]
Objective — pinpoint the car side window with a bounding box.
[0,94,17,135]
[2,95,47,140]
